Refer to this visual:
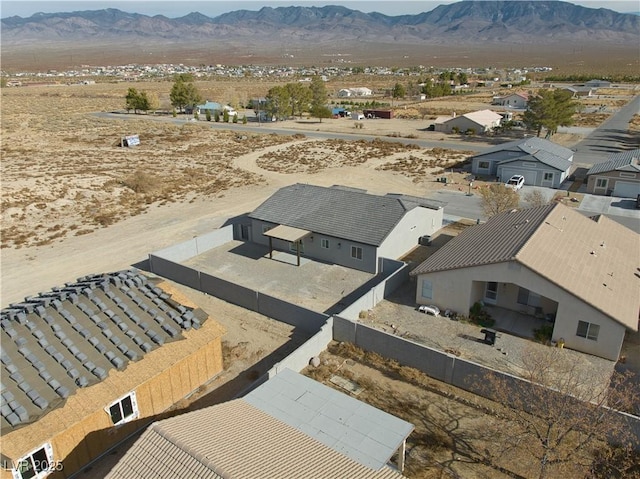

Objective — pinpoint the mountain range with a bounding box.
[2,1,638,46]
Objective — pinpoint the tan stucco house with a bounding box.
[106,369,412,479]
[411,203,639,361]
[586,149,640,198]
[433,109,502,134]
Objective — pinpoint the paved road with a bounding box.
[95,112,490,152]
[571,94,640,168]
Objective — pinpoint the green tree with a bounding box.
[223,109,229,123]
[523,89,580,138]
[309,76,331,122]
[205,110,212,122]
[125,88,151,114]
[392,82,406,102]
[125,88,141,113]
[285,82,311,118]
[266,85,290,121]
[169,74,202,113]
[478,184,520,217]
[457,72,468,85]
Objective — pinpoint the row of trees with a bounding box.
[264,77,331,122]
[126,74,332,121]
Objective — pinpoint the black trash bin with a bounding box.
[480,328,497,346]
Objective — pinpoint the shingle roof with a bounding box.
[474,137,574,171]
[249,184,444,246]
[586,149,640,175]
[0,270,208,433]
[411,203,639,331]
[106,398,407,479]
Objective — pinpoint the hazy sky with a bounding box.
[1,0,638,18]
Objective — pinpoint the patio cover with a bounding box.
[263,225,310,266]
[263,224,311,242]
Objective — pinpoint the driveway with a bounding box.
[578,195,640,232]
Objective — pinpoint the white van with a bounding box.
[352,113,365,120]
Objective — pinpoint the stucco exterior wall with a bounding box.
[377,207,443,260]
[497,159,569,188]
[586,170,640,195]
[415,261,626,360]
[472,150,523,176]
[250,219,378,273]
[436,116,485,134]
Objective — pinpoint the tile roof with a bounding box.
[244,369,414,470]
[0,270,208,433]
[586,148,640,175]
[249,184,444,246]
[105,399,407,479]
[474,137,574,171]
[462,109,503,124]
[411,203,639,331]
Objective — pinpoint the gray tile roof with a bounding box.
[586,148,640,175]
[249,184,444,246]
[106,371,408,479]
[0,270,206,433]
[475,137,574,171]
[411,203,639,331]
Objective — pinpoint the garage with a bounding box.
[612,181,640,198]
[499,167,537,186]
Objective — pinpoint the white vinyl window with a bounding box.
[351,246,363,261]
[421,280,433,300]
[478,161,490,169]
[321,238,330,249]
[106,392,139,426]
[576,321,600,341]
[543,172,554,181]
[595,178,608,189]
[13,443,55,479]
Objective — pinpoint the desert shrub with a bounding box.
[465,128,476,135]
[469,301,495,327]
[232,114,238,123]
[121,170,157,194]
[214,111,220,122]
[223,110,229,122]
[242,115,247,124]
[205,110,211,121]
[451,126,460,134]
[172,108,177,118]
[534,323,554,343]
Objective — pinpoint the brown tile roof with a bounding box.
[105,400,405,479]
[411,203,639,331]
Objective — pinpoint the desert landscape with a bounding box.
[1,74,639,478]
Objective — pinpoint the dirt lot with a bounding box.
[1,80,637,478]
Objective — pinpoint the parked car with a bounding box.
[418,305,440,316]
[505,175,525,191]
